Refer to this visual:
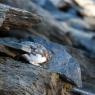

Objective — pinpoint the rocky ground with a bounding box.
[0,0,95,95]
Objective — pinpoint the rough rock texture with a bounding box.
[0,0,95,94]
[0,36,79,95]
[32,36,82,87]
[0,1,72,45]
[0,4,41,31]
[65,46,95,84]
[0,37,82,87]
[0,57,72,95]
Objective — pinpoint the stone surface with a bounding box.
[0,37,82,88]
[0,3,41,31]
[0,57,72,95]
[30,36,82,87]
[0,0,95,94]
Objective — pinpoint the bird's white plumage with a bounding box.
[21,41,49,66]
[23,53,47,66]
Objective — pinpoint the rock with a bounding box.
[0,57,73,95]
[74,0,95,17]
[0,3,41,31]
[0,37,82,88]
[31,36,82,87]
[0,38,49,66]
[32,0,77,21]
[68,30,95,54]
[0,2,72,45]
[0,0,95,94]
[0,0,77,21]
[50,0,65,8]
[65,46,95,89]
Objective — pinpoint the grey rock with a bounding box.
[0,37,82,87]
[0,38,49,66]
[32,36,82,87]
[0,57,71,95]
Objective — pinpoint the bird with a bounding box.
[21,41,49,66]
[22,53,47,66]
[0,38,49,66]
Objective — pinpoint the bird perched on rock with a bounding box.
[0,38,49,66]
[21,41,49,66]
